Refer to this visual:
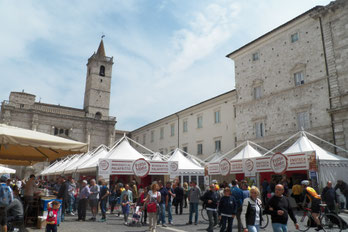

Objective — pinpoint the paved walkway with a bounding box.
[25,206,348,232]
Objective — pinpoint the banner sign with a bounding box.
[98,158,178,177]
[230,160,243,174]
[219,158,231,176]
[206,151,314,175]
[308,151,318,171]
[244,158,256,177]
[270,153,288,174]
[207,163,220,175]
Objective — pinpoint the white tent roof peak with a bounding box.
[230,143,263,160]
[151,152,165,161]
[283,135,348,161]
[168,149,203,171]
[76,145,109,172]
[106,138,147,160]
[207,152,223,163]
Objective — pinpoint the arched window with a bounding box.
[99,66,105,76]
[95,112,102,120]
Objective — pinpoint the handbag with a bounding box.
[147,202,157,213]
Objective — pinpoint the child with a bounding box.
[46,201,61,232]
[121,194,131,225]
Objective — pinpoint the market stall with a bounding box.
[167,149,204,188]
[98,136,178,187]
[207,141,268,185]
[283,133,348,187]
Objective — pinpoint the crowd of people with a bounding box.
[0,173,347,232]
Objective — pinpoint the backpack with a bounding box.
[0,183,11,207]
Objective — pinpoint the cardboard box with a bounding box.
[37,216,47,229]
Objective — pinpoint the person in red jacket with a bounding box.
[46,201,60,232]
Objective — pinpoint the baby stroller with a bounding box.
[128,206,143,227]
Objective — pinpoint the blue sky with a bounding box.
[0,0,332,131]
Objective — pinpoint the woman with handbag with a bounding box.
[145,183,161,232]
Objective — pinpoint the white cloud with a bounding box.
[168,2,240,74]
[0,0,333,132]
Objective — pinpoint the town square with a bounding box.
[0,0,348,232]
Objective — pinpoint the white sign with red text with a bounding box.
[98,158,178,177]
[270,153,288,174]
[219,158,231,176]
[243,158,256,177]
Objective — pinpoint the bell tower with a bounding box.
[83,39,113,118]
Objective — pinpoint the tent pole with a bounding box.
[248,141,274,154]
[263,131,301,156]
[178,148,206,165]
[217,141,247,161]
[305,131,348,154]
[126,136,156,154]
[203,152,221,162]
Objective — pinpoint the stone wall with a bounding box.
[227,2,348,155]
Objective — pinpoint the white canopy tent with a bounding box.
[230,141,264,160]
[75,145,109,173]
[0,165,16,174]
[63,151,94,174]
[56,154,83,174]
[41,156,73,176]
[283,133,348,186]
[168,149,204,186]
[151,152,165,161]
[204,152,223,163]
[105,137,148,160]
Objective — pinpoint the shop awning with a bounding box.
[0,124,88,165]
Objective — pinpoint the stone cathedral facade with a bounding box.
[0,40,117,152]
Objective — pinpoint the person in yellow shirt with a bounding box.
[291,181,303,210]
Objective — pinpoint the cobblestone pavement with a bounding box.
[26,205,348,232]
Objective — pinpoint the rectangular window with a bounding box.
[252,52,259,61]
[183,120,188,132]
[150,131,154,142]
[215,140,221,152]
[160,127,164,139]
[170,123,175,136]
[294,72,304,86]
[214,111,220,123]
[255,122,264,138]
[234,107,237,118]
[197,143,203,155]
[297,111,310,130]
[197,116,203,128]
[291,32,299,43]
[183,146,188,153]
[143,134,146,145]
[254,86,262,99]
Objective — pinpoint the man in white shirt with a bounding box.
[24,174,38,205]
